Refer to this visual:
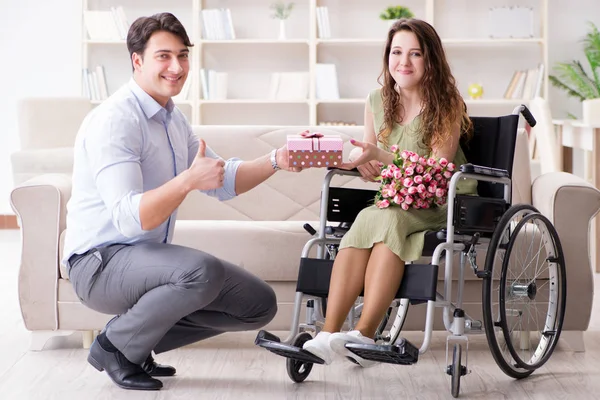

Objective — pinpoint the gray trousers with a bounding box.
[67,242,277,364]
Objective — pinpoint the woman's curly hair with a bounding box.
[377,19,472,151]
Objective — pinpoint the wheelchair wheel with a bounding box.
[450,344,462,398]
[286,332,314,383]
[482,204,566,378]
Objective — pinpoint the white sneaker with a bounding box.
[328,330,377,368]
[302,331,333,365]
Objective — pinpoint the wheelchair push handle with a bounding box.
[514,104,536,127]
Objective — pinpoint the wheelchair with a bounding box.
[255,105,566,398]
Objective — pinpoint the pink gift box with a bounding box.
[287,133,344,168]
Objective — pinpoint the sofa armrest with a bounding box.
[10,173,72,331]
[532,171,600,330]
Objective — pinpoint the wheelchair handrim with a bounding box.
[499,212,566,370]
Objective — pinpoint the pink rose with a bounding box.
[409,154,419,163]
[423,173,432,182]
[403,177,414,187]
[400,188,408,196]
[390,144,399,153]
[439,158,449,167]
[393,169,403,180]
[435,188,446,198]
[426,158,437,167]
[376,199,390,208]
[415,164,424,174]
[407,186,418,195]
[447,163,455,172]
[413,175,423,185]
[417,184,426,194]
[443,171,453,179]
[400,150,410,160]
[434,173,443,181]
[393,194,404,205]
[428,185,436,193]
[401,203,410,210]
[382,184,397,198]
[404,167,414,176]
[404,195,414,205]
[380,168,392,179]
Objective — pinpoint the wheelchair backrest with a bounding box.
[461,115,519,199]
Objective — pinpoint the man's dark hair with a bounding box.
[127,12,194,70]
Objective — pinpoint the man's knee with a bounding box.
[175,252,226,305]
[246,282,278,328]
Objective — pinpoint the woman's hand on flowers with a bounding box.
[357,160,382,182]
[347,147,379,181]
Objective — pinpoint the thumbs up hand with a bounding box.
[185,139,226,191]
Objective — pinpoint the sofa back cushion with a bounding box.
[18,97,92,149]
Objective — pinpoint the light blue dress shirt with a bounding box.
[62,79,242,265]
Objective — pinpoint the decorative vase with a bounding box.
[582,98,600,125]
[278,20,286,40]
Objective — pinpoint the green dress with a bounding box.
[339,89,478,262]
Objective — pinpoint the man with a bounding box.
[63,12,301,391]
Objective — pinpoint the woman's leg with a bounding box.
[353,242,405,338]
[322,247,372,333]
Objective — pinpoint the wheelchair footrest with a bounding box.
[345,338,419,365]
[254,330,325,365]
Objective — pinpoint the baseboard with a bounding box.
[0,215,18,229]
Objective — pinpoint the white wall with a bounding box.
[0,0,81,213]
[0,1,598,213]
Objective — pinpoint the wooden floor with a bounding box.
[2,229,600,400]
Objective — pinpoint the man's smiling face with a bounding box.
[132,30,189,107]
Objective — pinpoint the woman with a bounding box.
[302,18,477,367]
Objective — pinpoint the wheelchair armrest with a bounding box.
[459,163,509,178]
[326,167,361,177]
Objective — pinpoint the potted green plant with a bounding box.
[270,1,295,40]
[549,22,600,123]
[379,6,414,27]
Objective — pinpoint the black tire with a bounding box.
[482,204,538,379]
[499,212,566,370]
[286,332,314,383]
[450,344,462,398]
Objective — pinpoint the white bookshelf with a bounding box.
[81,0,549,125]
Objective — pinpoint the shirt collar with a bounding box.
[128,78,174,123]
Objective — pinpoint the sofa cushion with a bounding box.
[11,147,74,187]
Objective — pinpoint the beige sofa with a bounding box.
[11,118,600,352]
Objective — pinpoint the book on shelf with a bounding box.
[316,7,331,39]
[84,7,129,40]
[315,64,340,100]
[82,66,109,101]
[200,69,228,100]
[201,8,235,40]
[503,64,544,100]
[269,72,309,100]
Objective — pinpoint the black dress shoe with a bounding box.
[141,354,176,377]
[88,339,163,390]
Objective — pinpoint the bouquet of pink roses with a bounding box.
[375,146,456,210]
